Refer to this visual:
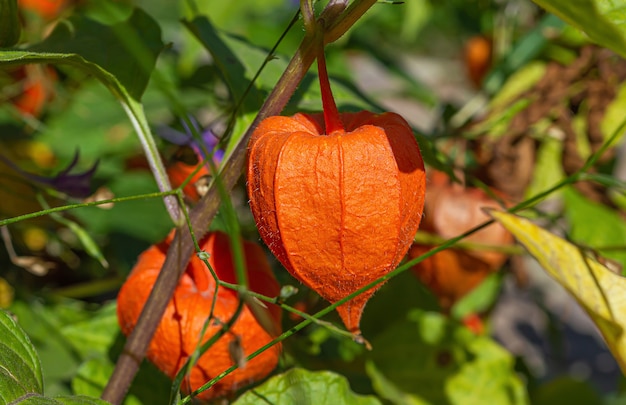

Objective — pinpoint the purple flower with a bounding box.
[157,116,224,164]
[0,151,98,199]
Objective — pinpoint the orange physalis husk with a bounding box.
[410,170,514,309]
[247,47,426,338]
[116,231,282,401]
[247,110,426,336]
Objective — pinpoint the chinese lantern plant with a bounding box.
[164,124,224,203]
[247,32,426,338]
[116,230,282,402]
[4,64,57,117]
[410,170,514,310]
[464,35,493,88]
[166,147,213,203]
[18,0,71,20]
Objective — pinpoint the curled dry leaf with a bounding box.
[116,230,282,401]
[11,255,56,276]
[82,186,114,209]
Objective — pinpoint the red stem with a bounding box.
[317,50,344,134]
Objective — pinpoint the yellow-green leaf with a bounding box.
[490,211,626,372]
[532,0,626,59]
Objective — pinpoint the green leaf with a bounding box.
[60,303,118,359]
[72,358,116,402]
[26,8,163,101]
[484,14,564,95]
[524,136,565,198]
[38,82,135,163]
[450,272,504,320]
[46,206,109,269]
[366,310,528,405]
[9,300,89,396]
[13,394,112,404]
[490,210,626,373]
[466,59,545,139]
[532,0,626,59]
[232,368,382,405]
[489,61,546,116]
[601,82,626,145]
[72,171,172,243]
[182,16,265,108]
[360,270,438,339]
[0,8,181,224]
[182,16,267,158]
[72,351,172,404]
[52,396,112,405]
[563,187,626,273]
[531,377,602,405]
[0,0,20,48]
[366,361,426,405]
[0,309,43,402]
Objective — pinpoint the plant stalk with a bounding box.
[317,48,344,134]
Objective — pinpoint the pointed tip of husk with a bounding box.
[336,302,373,349]
[336,299,364,335]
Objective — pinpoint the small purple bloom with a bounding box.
[157,116,224,164]
[0,151,98,199]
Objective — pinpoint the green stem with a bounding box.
[413,230,525,255]
[300,0,316,34]
[324,0,377,44]
[0,190,178,227]
[51,277,124,299]
[219,280,355,340]
[120,99,183,226]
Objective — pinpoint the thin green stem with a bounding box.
[218,280,354,340]
[324,0,377,44]
[0,190,178,227]
[219,9,301,147]
[300,0,316,34]
[51,277,125,299]
[413,230,525,255]
[120,99,183,226]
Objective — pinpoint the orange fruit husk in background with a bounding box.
[116,231,282,401]
[410,170,513,309]
[166,147,211,203]
[9,65,57,117]
[18,0,70,20]
[247,110,426,336]
[462,313,485,335]
[409,244,493,309]
[464,35,492,88]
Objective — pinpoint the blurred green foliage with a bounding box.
[1,0,626,404]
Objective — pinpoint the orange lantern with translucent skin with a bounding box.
[246,50,426,338]
[117,231,282,401]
